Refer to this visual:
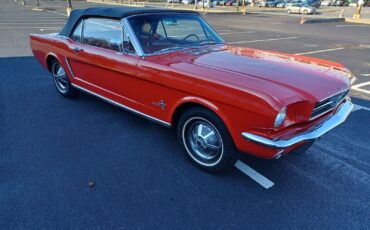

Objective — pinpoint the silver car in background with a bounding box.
[182,0,195,4]
[286,3,316,14]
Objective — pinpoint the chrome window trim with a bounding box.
[123,12,225,57]
[57,34,69,40]
[71,83,172,127]
[67,19,84,43]
[122,18,144,57]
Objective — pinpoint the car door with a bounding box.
[292,4,300,12]
[66,18,141,111]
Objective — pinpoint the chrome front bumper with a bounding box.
[241,100,353,149]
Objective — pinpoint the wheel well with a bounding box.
[172,102,216,128]
[46,55,57,72]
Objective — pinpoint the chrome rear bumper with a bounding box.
[241,100,353,149]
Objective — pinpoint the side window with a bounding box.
[71,21,82,43]
[82,18,122,52]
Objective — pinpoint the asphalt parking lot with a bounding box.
[1,0,370,229]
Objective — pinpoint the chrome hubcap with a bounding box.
[187,121,222,161]
[53,63,69,93]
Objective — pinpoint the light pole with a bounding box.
[66,0,72,16]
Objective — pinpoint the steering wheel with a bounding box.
[147,33,162,47]
[182,34,200,41]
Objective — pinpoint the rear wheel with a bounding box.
[51,60,78,98]
[303,9,308,14]
[287,9,292,13]
[177,107,239,173]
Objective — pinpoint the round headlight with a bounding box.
[274,107,287,128]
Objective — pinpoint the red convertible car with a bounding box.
[30,7,355,172]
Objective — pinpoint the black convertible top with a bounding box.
[59,6,198,37]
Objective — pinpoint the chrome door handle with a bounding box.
[73,47,83,53]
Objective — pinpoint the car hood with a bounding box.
[164,46,350,106]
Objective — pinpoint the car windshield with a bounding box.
[128,13,224,55]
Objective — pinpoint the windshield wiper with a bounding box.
[197,40,221,46]
[151,46,188,55]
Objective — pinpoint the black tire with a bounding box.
[303,9,308,14]
[287,9,292,13]
[177,107,239,173]
[51,60,78,98]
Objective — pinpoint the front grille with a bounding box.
[310,90,348,120]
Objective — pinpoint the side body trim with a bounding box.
[65,58,75,78]
[71,83,172,127]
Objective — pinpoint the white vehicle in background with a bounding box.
[182,0,194,4]
[286,3,316,13]
[197,0,218,6]
[320,0,331,6]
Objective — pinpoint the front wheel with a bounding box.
[177,107,239,173]
[51,60,78,98]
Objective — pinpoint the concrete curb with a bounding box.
[302,18,345,24]
[345,18,370,25]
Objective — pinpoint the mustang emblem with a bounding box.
[152,100,166,111]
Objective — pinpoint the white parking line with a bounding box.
[351,81,370,95]
[219,31,255,35]
[0,17,66,19]
[235,160,274,189]
[0,27,61,29]
[0,22,65,24]
[243,19,283,25]
[228,36,299,44]
[44,10,68,17]
[336,25,370,28]
[294,47,345,55]
[360,74,370,77]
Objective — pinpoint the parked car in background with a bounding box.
[182,0,194,4]
[306,0,321,7]
[320,0,331,6]
[212,0,220,5]
[258,0,277,7]
[276,1,287,7]
[333,0,348,6]
[286,3,316,13]
[167,0,182,3]
[198,0,217,6]
[257,0,268,6]
[225,0,236,6]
